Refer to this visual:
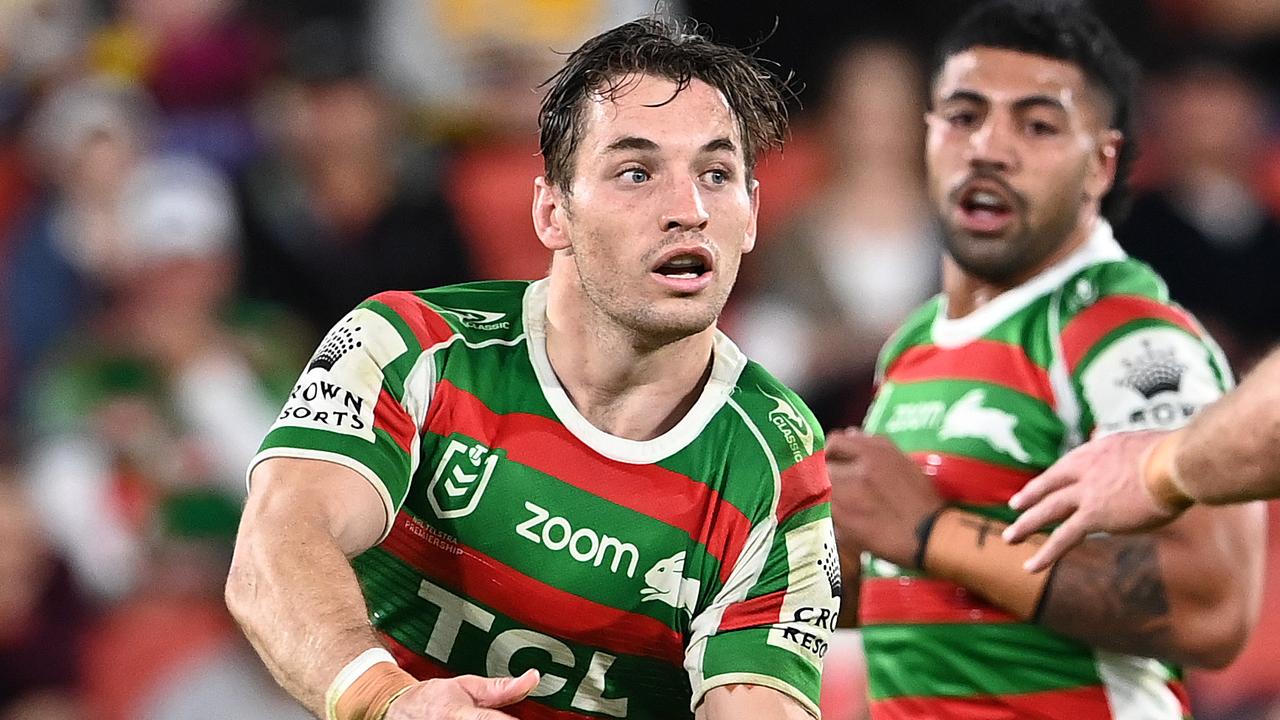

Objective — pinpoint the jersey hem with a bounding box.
[693,672,820,719]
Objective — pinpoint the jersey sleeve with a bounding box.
[1061,283,1233,439]
[249,291,452,539]
[684,395,837,718]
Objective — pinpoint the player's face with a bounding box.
[534,74,758,342]
[926,47,1120,285]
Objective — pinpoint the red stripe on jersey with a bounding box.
[1061,296,1199,373]
[885,341,1054,405]
[910,452,1037,505]
[860,577,1018,626]
[384,634,601,720]
[427,380,753,583]
[718,589,786,632]
[370,290,455,349]
[374,387,416,454]
[775,452,830,523]
[870,685,1113,720]
[381,513,686,666]
[1169,680,1191,716]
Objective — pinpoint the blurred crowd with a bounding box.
[0,1,1277,719]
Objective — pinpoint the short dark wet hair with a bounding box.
[538,17,791,192]
[934,0,1141,223]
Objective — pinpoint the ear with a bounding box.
[1085,129,1123,204]
[741,178,760,254]
[533,176,571,251]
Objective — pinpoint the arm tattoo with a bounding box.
[1037,535,1176,659]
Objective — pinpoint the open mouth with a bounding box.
[653,253,711,279]
[955,181,1017,234]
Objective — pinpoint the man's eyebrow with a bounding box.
[701,137,737,155]
[1011,94,1067,113]
[939,89,987,106]
[602,136,659,153]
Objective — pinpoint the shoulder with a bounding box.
[360,281,531,350]
[1056,259,1208,375]
[726,362,830,522]
[876,295,942,379]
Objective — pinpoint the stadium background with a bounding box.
[0,0,1277,718]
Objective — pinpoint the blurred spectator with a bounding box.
[81,489,310,720]
[1119,54,1280,370]
[2,76,155,420]
[0,458,90,720]
[88,0,276,171]
[239,63,473,334]
[369,0,657,135]
[22,155,307,600]
[732,40,940,427]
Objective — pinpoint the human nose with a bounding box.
[965,113,1018,173]
[660,173,709,232]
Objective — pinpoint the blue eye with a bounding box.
[704,169,729,185]
[622,168,649,183]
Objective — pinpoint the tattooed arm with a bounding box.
[828,430,1265,668]
[1035,503,1263,668]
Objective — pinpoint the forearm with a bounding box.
[923,508,1254,667]
[226,510,385,716]
[1176,349,1280,504]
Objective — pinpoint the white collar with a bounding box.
[522,279,748,464]
[931,219,1127,348]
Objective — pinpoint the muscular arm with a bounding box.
[696,685,815,720]
[1176,348,1280,504]
[225,457,388,716]
[947,503,1265,668]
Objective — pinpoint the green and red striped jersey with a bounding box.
[859,222,1232,720]
[252,279,838,719]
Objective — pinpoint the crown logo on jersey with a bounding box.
[308,315,362,372]
[1118,341,1185,399]
[819,541,842,599]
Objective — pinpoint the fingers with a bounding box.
[1008,466,1077,511]
[1002,488,1078,544]
[1022,513,1089,573]
[458,670,541,708]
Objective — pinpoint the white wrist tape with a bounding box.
[325,648,398,720]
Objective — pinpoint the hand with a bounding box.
[826,428,945,569]
[386,670,540,719]
[1002,430,1185,572]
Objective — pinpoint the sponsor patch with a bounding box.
[762,388,815,463]
[1082,328,1223,436]
[768,518,840,661]
[273,308,408,442]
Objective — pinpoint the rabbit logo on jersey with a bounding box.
[762,389,814,463]
[274,308,407,443]
[640,551,700,615]
[769,518,840,661]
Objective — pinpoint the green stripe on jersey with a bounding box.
[862,623,1100,699]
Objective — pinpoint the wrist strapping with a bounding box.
[1140,430,1195,513]
[919,508,1056,621]
[325,648,418,720]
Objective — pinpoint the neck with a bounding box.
[944,212,1098,318]
[543,267,716,441]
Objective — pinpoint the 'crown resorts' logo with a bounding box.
[819,541,842,599]
[1119,341,1186,399]
[762,389,814,463]
[308,315,362,372]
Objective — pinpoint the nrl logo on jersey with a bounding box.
[427,436,502,519]
[436,307,511,331]
[761,388,814,463]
